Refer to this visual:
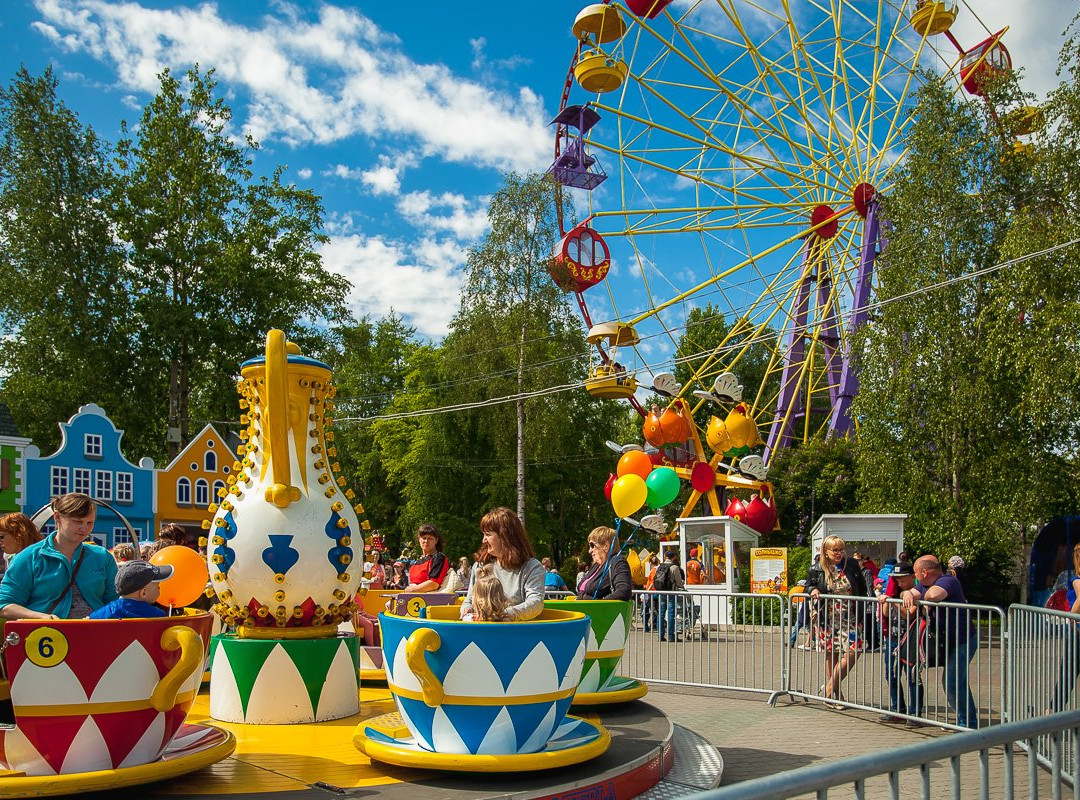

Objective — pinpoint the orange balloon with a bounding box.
[150,545,210,608]
[617,450,653,481]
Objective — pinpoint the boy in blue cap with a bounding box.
[89,560,173,619]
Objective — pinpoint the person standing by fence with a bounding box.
[904,555,978,729]
[805,535,867,708]
[878,561,924,724]
[654,551,685,642]
[1049,542,1080,713]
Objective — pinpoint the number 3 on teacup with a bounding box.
[25,627,68,668]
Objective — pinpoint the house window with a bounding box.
[177,477,192,505]
[116,472,133,503]
[112,527,130,549]
[73,468,92,495]
[95,470,112,501]
[213,480,226,500]
[204,451,217,472]
[51,466,69,497]
[195,479,209,506]
[84,434,103,458]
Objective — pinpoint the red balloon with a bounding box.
[725,496,747,522]
[690,461,716,493]
[603,473,616,501]
[745,494,778,533]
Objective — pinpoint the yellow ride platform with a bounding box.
[910,2,956,36]
[572,675,649,706]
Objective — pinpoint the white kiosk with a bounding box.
[665,516,761,630]
[809,514,907,565]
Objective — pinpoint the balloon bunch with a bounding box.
[606,450,681,519]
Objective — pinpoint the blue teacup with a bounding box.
[379,607,588,755]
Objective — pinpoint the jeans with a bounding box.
[790,602,808,646]
[642,594,659,631]
[943,635,978,728]
[1051,625,1080,713]
[884,638,922,715]
[659,594,680,640]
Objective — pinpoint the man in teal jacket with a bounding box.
[0,493,118,620]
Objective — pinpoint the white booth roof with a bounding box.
[809,514,907,562]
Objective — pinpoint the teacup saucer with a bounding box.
[354,713,610,772]
[0,722,234,797]
[359,668,387,683]
[572,676,649,706]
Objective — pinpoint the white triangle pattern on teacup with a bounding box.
[429,706,470,754]
[244,643,312,723]
[594,614,629,653]
[505,643,559,696]
[2,726,52,775]
[388,640,424,693]
[89,640,159,703]
[10,658,87,707]
[577,659,603,694]
[475,706,518,755]
[58,716,111,774]
[118,712,167,768]
[560,637,587,692]
[442,641,504,697]
[208,646,244,722]
[518,703,558,754]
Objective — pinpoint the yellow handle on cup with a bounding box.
[151,625,203,712]
[405,628,444,708]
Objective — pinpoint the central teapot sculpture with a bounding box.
[204,330,366,635]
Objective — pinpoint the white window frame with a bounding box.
[95,470,112,501]
[176,477,192,505]
[50,466,69,497]
[116,472,133,503]
[84,433,103,458]
[73,467,92,495]
[194,478,210,506]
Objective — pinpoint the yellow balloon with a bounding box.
[611,474,648,519]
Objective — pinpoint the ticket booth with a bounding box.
[809,514,907,566]
[671,516,760,629]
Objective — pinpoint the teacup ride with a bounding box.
[0,613,234,796]
[354,606,611,771]
[545,598,648,705]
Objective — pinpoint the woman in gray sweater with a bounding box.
[460,507,545,621]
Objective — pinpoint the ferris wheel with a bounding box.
[547,0,1027,526]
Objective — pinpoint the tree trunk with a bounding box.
[516,318,526,521]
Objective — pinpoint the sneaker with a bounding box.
[797,644,811,651]
[877,714,904,724]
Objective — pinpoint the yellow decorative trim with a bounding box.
[235,624,339,640]
[386,683,575,707]
[571,678,648,707]
[15,689,198,718]
[586,648,626,660]
[354,715,610,772]
[151,626,204,712]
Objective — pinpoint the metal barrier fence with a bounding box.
[627,590,786,695]
[1009,604,1080,784]
[686,708,1080,800]
[783,593,1005,731]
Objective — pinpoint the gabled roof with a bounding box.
[160,423,233,472]
[0,404,22,438]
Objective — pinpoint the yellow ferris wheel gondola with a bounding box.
[585,322,639,399]
[910,1,957,37]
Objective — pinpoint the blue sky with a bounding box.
[0,0,1070,377]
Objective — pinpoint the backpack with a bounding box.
[653,562,674,591]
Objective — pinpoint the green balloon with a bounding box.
[645,467,681,508]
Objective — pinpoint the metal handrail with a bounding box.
[688,709,1080,799]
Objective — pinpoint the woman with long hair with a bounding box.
[0,513,42,578]
[459,507,545,621]
[0,493,118,620]
[366,549,386,590]
[804,535,868,708]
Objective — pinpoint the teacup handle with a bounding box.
[405,628,444,707]
[151,625,203,712]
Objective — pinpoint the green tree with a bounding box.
[0,67,152,454]
[768,437,859,542]
[113,66,350,459]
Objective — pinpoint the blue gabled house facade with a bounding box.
[22,403,156,549]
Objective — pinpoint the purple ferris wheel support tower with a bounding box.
[827,197,881,439]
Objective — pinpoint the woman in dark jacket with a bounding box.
[805,535,868,707]
[577,526,632,601]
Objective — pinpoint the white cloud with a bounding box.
[318,232,464,337]
[324,152,419,196]
[397,190,489,240]
[297,167,312,179]
[30,0,550,171]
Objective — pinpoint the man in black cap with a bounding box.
[89,560,173,619]
[877,561,922,725]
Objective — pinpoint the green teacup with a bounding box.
[544,599,631,694]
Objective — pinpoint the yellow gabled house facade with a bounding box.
[156,423,235,546]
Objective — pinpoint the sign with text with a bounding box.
[750,547,788,594]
